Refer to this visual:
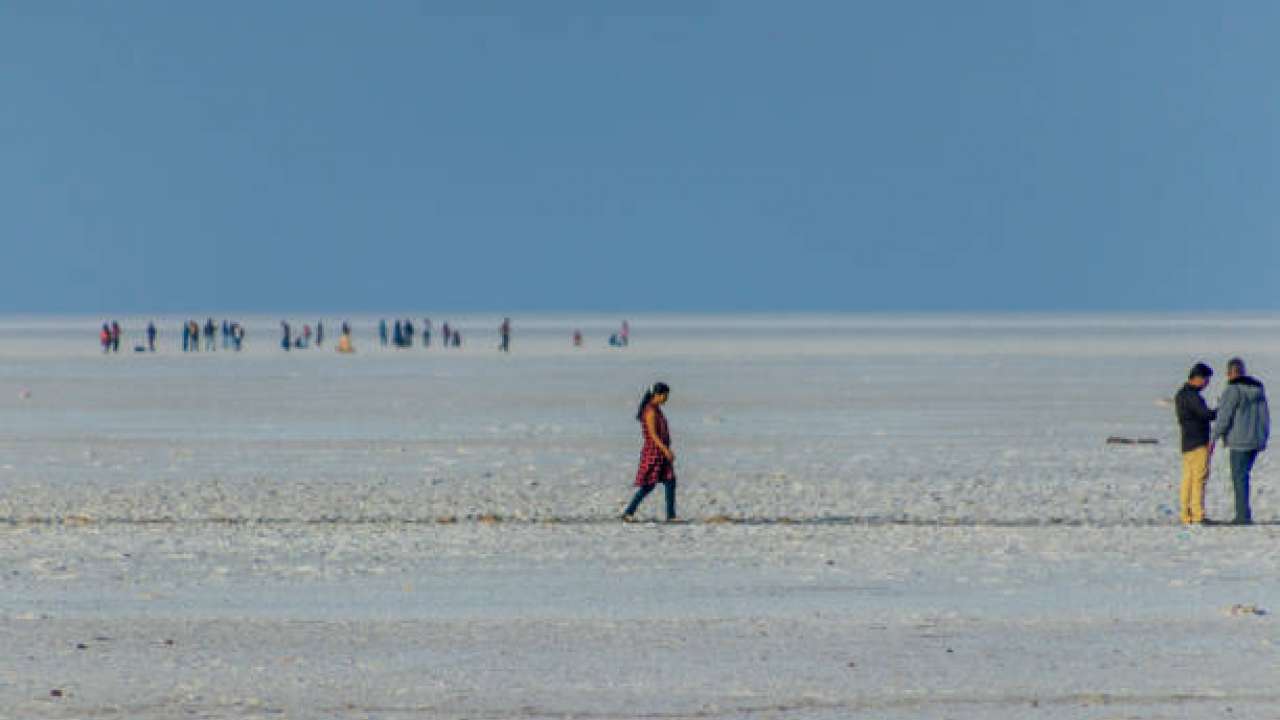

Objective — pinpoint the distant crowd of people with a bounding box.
[98,318,634,354]
[181,319,245,352]
[99,320,166,353]
[279,320,325,350]
[378,318,459,349]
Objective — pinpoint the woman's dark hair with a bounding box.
[636,382,671,421]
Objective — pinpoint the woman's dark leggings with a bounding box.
[625,480,676,519]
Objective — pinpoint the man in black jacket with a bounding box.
[1175,362,1216,525]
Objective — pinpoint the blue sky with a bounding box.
[3,1,1278,313]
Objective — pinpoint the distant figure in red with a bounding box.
[623,382,678,522]
[573,329,583,347]
[99,323,112,353]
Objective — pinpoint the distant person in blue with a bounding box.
[146,322,157,352]
[441,322,451,348]
[203,318,216,351]
[231,322,244,351]
[221,319,230,349]
[110,321,121,353]
[379,319,389,347]
[422,318,432,348]
[181,321,190,352]
[316,321,324,348]
[499,317,511,353]
[280,321,292,351]
[1213,357,1270,525]
[393,320,404,348]
[404,318,415,347]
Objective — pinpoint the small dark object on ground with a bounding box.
[1106,437,1159,445]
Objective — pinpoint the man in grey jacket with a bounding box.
[1213,357,1270,525]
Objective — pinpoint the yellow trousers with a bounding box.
[1180,445,1210,524]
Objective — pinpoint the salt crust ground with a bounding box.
[2,524,1278,719]
[1,315,1277,718]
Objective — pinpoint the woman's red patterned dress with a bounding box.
[635,404,676,487]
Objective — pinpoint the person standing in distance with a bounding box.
[1175,363,1215,525]
[1213,357,1270,525]
[623,382,680,523]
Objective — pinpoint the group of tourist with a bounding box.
[99,318,636,355]
[182,319,245,352]
[98,321,125,353]
[279,320,326,350]
[377,318,460,349]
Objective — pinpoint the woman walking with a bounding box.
[623,382,679,522]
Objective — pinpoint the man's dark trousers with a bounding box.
[1229,449,1259,524]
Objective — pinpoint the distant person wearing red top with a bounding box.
[623,382,678,522]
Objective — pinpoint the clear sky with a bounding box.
[3,1,1278,314]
